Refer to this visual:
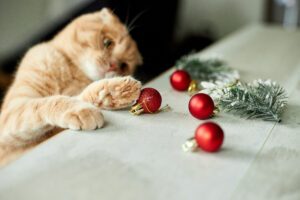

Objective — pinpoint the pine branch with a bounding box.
[175,52,239,82]
[218,80,287,122]
[175,52,288,122]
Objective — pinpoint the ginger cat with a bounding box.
[0,8,143,165]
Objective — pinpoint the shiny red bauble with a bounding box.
[189,93,214,119]
[170,70,191,91]
[137,88,162,113]
[195,122,224,152]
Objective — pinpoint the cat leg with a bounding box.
[0,95,104,148]
[79,76,142,110]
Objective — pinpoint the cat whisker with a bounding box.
[127,9,147,33]
[125,5,130,27]
[128,25,136,33]
[111,8,117,14]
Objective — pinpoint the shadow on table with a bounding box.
[215,146,256,161]
[279,103,300,128]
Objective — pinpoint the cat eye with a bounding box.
[103,37,113,49]
[120,63,128,71]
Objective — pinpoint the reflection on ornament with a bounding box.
[189,93,215,120]
[195,122,224,152]
[170,70,191,91]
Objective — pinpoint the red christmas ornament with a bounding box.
[138,88,162,113]
[195,122,224,152]
[189,93,214,119]
[170,70,191,91]
[130,88,162,115]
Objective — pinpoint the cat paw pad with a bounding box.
[102,76,142,109]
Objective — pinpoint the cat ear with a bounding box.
[101,8,113,15]
[94,7,116,23]
[97,8,114,18]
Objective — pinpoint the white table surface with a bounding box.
[0,24,300,200]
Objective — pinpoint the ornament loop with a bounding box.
[130,102,144,115]
[156,104,171,113]
[130,102,171,115]
[226,79,239,89]
[188,80,200,96]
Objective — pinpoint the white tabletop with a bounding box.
[0,24,300,200]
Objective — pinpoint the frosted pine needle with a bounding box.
[219,80,287,122]
[175,52,239,83]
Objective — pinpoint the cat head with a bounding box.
[54,8,143,80]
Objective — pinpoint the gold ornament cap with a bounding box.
[182,137,198,152]
[188,80,200,96]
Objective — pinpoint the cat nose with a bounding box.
[108,62,118,72]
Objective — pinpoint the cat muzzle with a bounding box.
[108,62,118,72]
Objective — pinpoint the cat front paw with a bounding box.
[101,76,142,110]
[61,105,104,130]
[81,76,142,110]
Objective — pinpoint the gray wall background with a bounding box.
[0,0,265,63]
[0,0,88,63]
[175,0,266,42]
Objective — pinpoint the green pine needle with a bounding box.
[219,80,287,122]
[175,52,233,81]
